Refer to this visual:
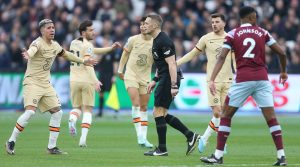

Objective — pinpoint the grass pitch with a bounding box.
[0,111,299,167]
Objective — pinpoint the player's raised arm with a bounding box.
[60,49,98,66]
[22,41,40,60]
[269,43,288,85]
[176,47,201,66]
[117,49,130,80]
[93,42,121,55]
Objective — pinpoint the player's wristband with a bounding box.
[152,76,159,82]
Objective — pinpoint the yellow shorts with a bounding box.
[23,84,61,112]
[70,82,95,107]
[124,79,148,95]
[207,82,232,106]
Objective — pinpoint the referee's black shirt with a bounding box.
[152,32,176,77]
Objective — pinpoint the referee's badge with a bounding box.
[153,52,159,59]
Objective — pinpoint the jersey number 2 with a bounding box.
[242,38,255,58]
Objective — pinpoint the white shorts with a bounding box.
[227,81,274,107]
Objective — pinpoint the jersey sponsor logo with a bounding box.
[42,49,55,55]
[136,54,148,66]
[164,50,170,55]
[43,58,53,71]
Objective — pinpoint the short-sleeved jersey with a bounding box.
[224,23,276,82]
[124,34,153,82]
[196,32,234,82]
[23,37,63,87]
[69,38,97,84]
[152,32,176,77]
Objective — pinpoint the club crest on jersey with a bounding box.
[87,47,93,54]
[164,50,170,55]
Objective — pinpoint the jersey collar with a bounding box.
[240,23,253,27]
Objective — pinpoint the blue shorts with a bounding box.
[227,81,274,108]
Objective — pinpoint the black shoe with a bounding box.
[47,147,68,155]
[144,147,168,156]
[200,154,223,164]
[273,156,287,166]
[5,141,15,155]
[186,133,201,155]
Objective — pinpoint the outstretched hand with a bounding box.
[95,81,103,92]
[83,57,98,66]
[22,48,29,60]
[111,42,122,50]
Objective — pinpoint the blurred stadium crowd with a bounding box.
[0,0,299,73]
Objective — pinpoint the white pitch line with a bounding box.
[222,164,299,167]
[196,164,300,167]
[142,164,300,167]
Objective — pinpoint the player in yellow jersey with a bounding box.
[118,16,154,148]
[5,19,97,155]
[177,13,235,153]
[68,20,121,147]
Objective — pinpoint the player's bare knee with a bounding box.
[261,107,276,121]
[212,109,221,118]
[25,105,37,111]
[48,107,61,114]
[222,106,237,118]
[153,107,166,117]
[83,106,93,112]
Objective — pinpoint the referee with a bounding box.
[143,13,200,156]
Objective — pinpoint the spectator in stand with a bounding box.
[0,0,299,73]
[0,43,11,71]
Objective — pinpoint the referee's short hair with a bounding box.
[147,13,163,28]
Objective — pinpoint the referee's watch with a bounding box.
[171,83,178,89]
[152,76,159,82]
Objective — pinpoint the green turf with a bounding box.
[0,111,299,167]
